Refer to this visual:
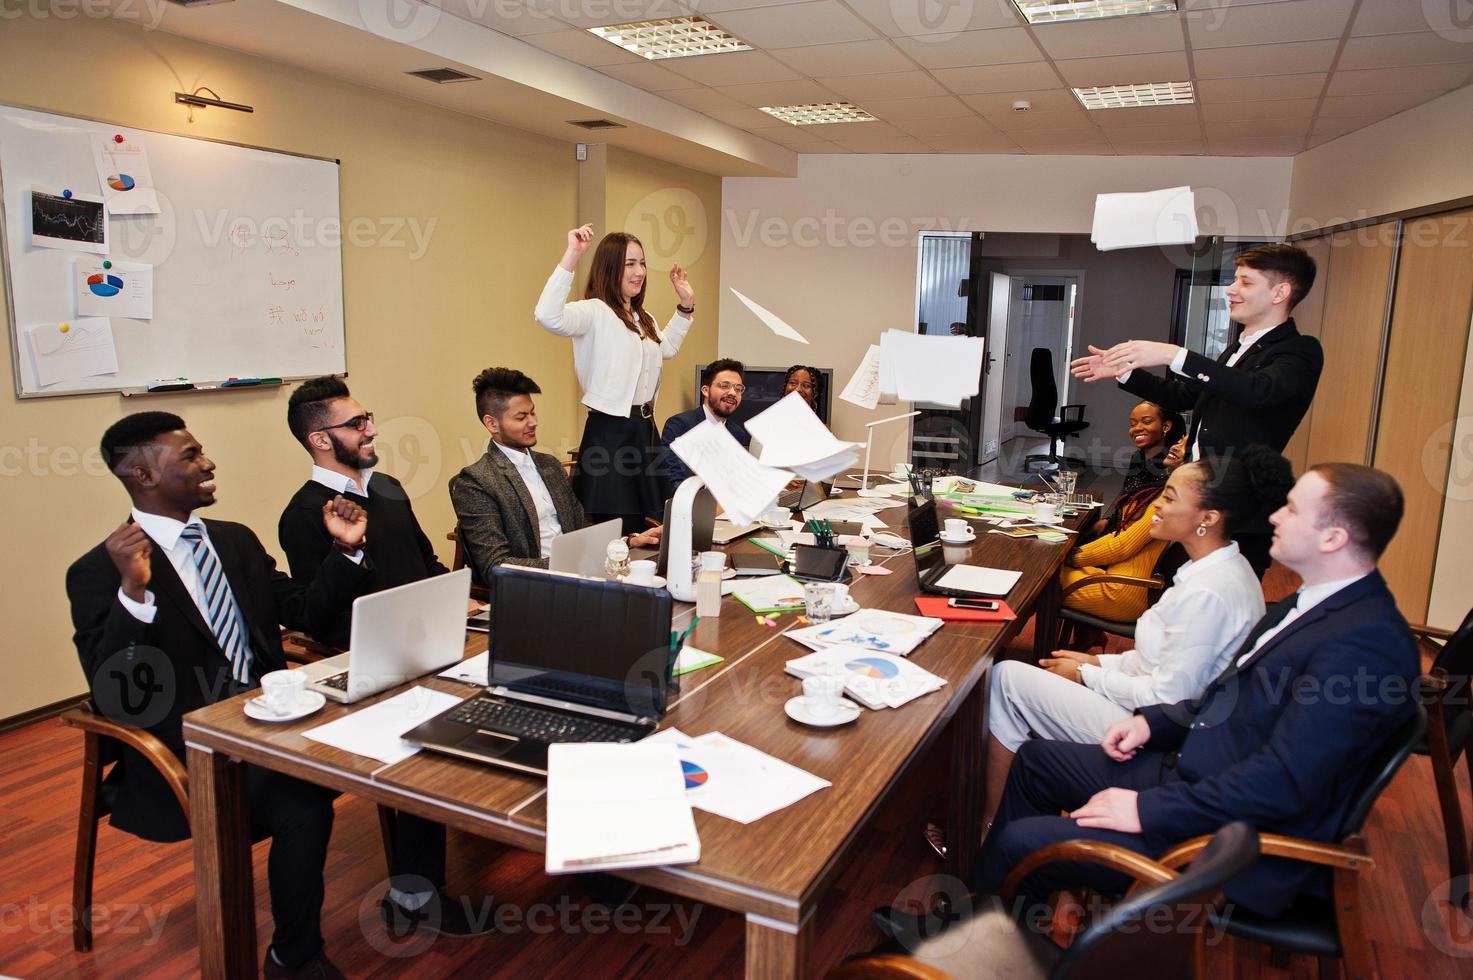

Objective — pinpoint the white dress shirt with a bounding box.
[116,508,225,624]
[633,336,661,406]
[1079,541,1265,711]
[311,463,372,497]
[495,440,562,558]
[1236,572,1368,667]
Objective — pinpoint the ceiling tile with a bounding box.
[893,27,1043,69]
[859,95,974,118]
[1306,116,1380,143]
[698,0,822,12]
[1205,135,1305,154]
[660,87,748,112]
[1111,139,1206,155]
[959,87,1080,113]
[812,119,905,139]
[661,49,801,85]
[538,0,689,29]
[1206,117,1309,138]
[1010,128,1109,146]
[1020,141,1116,153]
[442,0,568,36]
[984,107,1095,131]
[1195,72,1328,101]
[769,39,916,76]
[1030,13,1184,61]
[1337,32,1473,71]
[1200,97,1318,121]
[817,70,947,99]
[707,106,791,128]
[923,133,1026,152]
[836,0,1024,38]
[1054,51,1190,88]
[716,78,844,106]
[933,61,1063,93]
[1349,0,1453,36]
[1318,90,1445,118]
[709,0,877,48]
[1085,104,1201,127]
[1192,40,1341,79]
[833,133,937,151]
[1326,63,1473,95]
[1102,122,1205,141]
[750,124,841,148]
[597,61,696,91]
[1186,0,1353,49]
[892,113,999,136]
[522,29,646,66]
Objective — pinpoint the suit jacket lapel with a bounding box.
[146,539,218,651]
[1227,571,1384,678]
[488,443,541,546]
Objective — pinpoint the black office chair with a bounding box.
[839,823,1260,979]
[1412,607,1473,907]
[1023,348,1087,471]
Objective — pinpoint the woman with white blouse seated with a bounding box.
[981,444,1294,828]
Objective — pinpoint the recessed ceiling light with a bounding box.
[588,16,752,60]
[759,103,876,126]
[1074,81,1195,109]
[1013,0,1177,24]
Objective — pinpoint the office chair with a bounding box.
[1411,607,1473,907]
[839,823,1260,979]
[1023,348,1087,472]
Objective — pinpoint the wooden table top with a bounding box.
[182,494,1084,923]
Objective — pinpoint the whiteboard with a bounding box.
[0,103,346,397]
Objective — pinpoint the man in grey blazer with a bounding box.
[450,367,660,582]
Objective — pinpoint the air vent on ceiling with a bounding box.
[405,67,481,84]
[568,119,627,130]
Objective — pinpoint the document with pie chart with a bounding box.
[90,132,160,215]
[75,258,153,320]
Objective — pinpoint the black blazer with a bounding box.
[1119,319,1323,455]
[66,517,369,841]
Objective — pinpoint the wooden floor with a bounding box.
[6,570,1473,978]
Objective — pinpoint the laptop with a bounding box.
[549,518,623,578]
[778,479,831,512]
[907,500,1022,598]
[301,569,473,703]
[403,565,675,775]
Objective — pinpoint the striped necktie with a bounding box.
[179,524,254,683]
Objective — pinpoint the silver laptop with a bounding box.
[302,568,472,703]
[549,518,623,578]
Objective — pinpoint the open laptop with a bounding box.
[778,478,830,512]
[907,500,1022,598]
[549,517,623,578]
[403,565,675,775]
[301,568,472,703]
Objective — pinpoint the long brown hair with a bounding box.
[584,232,659,342]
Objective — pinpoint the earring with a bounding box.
[1195,523,1208,537]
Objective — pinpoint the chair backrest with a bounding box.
[1051,822,1260,980]
[1026,348,1060,430]
[1340,705,1427,837]
[1427,608,1473,734]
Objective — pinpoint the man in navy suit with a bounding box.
[659,358,750,495]
[969,462,1416,917]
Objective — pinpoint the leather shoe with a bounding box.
[872,899,962,948]
[381,890,496,938]
[263,948,345,980]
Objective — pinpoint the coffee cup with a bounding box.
[802,674,845,716]
[698,551,727,572]
[830,582,850,609]
[260,669,307,716]
[943,518,975,540]
[626,559,657,585]
[1033,501,1058,523]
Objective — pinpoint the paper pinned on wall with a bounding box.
[1091,186,1198,251]
[30,185,108,254]
[729,287,809,344]
[75,257,153,320]
[24,318,118,388]
[90,132,161,215]
[839,343,882,410]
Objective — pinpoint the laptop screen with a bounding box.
[487,566,675,720]
[907,500,947,585]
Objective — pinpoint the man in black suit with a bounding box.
[277,377,490,938]
[659,357,750,494]
[67,412,369,979]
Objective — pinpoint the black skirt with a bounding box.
[573,409,665,519]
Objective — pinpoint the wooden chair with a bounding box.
[447,526,489,602]
[834,823,1260,979]
[1411,607,1473,907]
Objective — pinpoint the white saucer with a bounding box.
[831,596,861,616]
[939,533,976,545]
[1030,515,1064,526]
[244,690,326,723]
[721,567,738,580]
[785,695,860,727]
[622,574,667,589]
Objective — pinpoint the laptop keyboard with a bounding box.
[447,696,639,744]
[319,671,349,691]
[777,485,802,509]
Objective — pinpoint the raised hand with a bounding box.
[322,495,368,551]
[106,523,153,602]
[560,224,595,271]
[669,264,694,308]
[1070,345,1122,383]
[1100,714,1152,762]
[1099,339,1180,374]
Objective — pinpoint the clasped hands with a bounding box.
[1066,714,1154,834]
[1038,648,1099,684]
[1070,340,1182,383]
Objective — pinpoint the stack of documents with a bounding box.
[745,392,862,482]
[786,649,946,710]
[545,742,700,874]
[787,608,944,658]
[1091,186,1198,251]
[643,728,830,823]
[877,329,985,409]
[303,686,464,765]
[670,421,791,525]
[731,574,807,614]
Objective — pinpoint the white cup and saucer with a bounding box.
[699,551,737,580]
[828,582,859,616]
[785,674,860,727]
[939,517,977,546]
[622,559,667,589]
[758,505,791,529]
[1032,502,1063,526]
[244,669,326,723]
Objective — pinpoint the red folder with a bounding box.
[914,596,1018,622]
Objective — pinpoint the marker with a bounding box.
[221,377,260,387]
[147,378,195,392]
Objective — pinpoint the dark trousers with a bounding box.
[389,812,447,892]
[246,766,336,968]
[971,739,1177,906]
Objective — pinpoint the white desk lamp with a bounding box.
[859,410,922,490]
[664,476,718,603]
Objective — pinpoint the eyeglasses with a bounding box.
[711,382,745,394]
[317,412,374,433]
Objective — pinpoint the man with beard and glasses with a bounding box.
[659,358,750,496]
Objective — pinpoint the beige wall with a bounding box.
[718,153,1293,465]
[0,17,715,718]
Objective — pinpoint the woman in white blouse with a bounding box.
[535,224,696,534]
[981,444,1295,828]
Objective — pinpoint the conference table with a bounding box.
[182,490,1088,979]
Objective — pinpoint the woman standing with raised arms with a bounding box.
[535,224,696,534]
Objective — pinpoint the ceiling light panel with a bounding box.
[588,17,752,60]
[1013,0,1177,24]
[759,102,877,125]
[1074,81,1195,109]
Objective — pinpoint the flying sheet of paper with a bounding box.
[729,287,809,344]
[744,392,861,483]
[90,132,161,215]
[24,318,118,388]
[670,419,792,525]
[878,330,985,408]
[839,344,883,410]
[30,185,108,254]
[302,685,463,765]
[1091,186,1197,251]
[75,258,153,320]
